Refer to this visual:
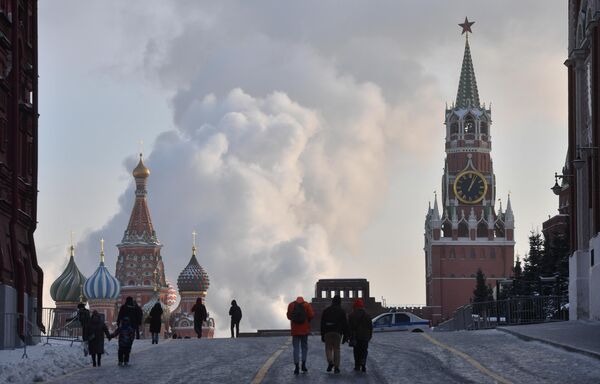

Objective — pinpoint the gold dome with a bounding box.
[133,153,150,178]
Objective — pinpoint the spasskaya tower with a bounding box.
[424,18,515,324]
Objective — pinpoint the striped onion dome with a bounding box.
[166,280,178,308]
[50,245,87,303]
[83,241,120,300]
[177,246,209,293]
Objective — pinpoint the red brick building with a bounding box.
[424,22,515,324]
[0,0,43,349]
[115,155,168,308]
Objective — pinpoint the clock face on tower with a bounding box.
[453,170,488,204]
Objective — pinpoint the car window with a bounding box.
[394,313,410,324]
[374,314,392,327]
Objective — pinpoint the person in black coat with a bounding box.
[66,303,91,356]
[117,297,143,339]
[348,299,373,373]
[320,295,349,373]
[229,300,242,338]
[149,302,163,344]
[191,297,207,339]
[86,310,111,367]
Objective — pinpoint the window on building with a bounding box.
[458,221,469,237]
[477,222,488,238]
[480,121,488,135]
[330,290,335,298]
[321,290,327,299]
[340,291,345,298]
[358,290,363,298]
[349,291,354,298]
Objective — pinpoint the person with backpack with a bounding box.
[110,316,136,367]
[66,303,91,357]
[86,310,111,367]
[286,296,314,375]
[229,300,242,338]
[191,297,208,339]
[348,299,373,373]
[320,295,349,374]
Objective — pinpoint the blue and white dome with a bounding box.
[83,240,120,300]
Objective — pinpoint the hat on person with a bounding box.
[296,296,305,303]
[353,299,364,309]
[332,295,341,306]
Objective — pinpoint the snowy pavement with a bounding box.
[4,330,600,383]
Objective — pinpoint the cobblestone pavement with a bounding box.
[51,330,600,384]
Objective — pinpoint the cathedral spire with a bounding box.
[455,18,480,109]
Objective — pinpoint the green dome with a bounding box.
[50,253,87,303]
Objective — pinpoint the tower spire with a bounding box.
[192,230,197,256]
[100,238,105,264]
[69,231,75,258]
[455,18,480,109]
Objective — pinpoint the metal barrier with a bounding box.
[41,307,83,345]
[436,296,568,331]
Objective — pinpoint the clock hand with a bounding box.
[468,177,476,192]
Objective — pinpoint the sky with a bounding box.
[37,1,568,335]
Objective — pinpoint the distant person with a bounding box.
[191,298,207,339]
[149,302,163,344]
[286,296,314,375]
[229,300,242,338]
[110,316,136,367]
[87,310,110,367]
[117,297,143,339]
[320,295,349,374]
[348,299,372,373]
[66,303,91,356]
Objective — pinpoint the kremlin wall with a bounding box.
[49,155,215,338]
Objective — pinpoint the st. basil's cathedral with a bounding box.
[49,155,214,338]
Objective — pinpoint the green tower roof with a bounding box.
[455,37,480,109]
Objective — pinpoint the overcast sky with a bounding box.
[37,1,567,334]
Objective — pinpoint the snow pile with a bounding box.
[0,338,142,383]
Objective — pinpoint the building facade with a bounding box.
[424,21,515,324]
[0,0,43,349]
[566,0,600,320]
[115,155,169,308]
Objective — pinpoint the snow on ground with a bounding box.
[0,338,151,383]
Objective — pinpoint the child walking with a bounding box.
[110,316,136,366]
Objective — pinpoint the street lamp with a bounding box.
[551,172,573,196]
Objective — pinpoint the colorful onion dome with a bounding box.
[177,241,210,293]
[83,239,120,300]
[50,244,87,303]
[132,153,150,179]
[166,279,178,308]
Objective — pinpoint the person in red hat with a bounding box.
[348,298,372,372]
[286,296,315,375]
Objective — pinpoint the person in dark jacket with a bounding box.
[229,300,242,338]
[149,302,163,344]
[110,316,136,367]
[86,310,111,367]
[66,303,91,356]
[117,297,143,339]
[191,297,207,339]
[320,295,349,374]
[348,299,373,373]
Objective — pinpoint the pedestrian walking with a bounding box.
[320,295,349,374]
[348,299,372,373]
[229,300,242,338]
[286,296,314,375]
[191,297,207,338]
[149,302,163,344]
[86,310,110,367]
[66,303,91,356]
[117,296,143,339]
[110,316,136,367]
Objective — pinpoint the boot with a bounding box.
[354,363,360,371]
[294,364,299,375]
[361,365,366,373]
[301,361,308,373]
[327,363,333,372]
[334,367,340,374]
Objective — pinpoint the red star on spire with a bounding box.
[459,17,475,35]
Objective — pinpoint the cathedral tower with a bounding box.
[424,19,515,324]
[115,154,168,308]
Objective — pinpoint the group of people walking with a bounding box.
[287,295,372,375]
[68,296,244,368]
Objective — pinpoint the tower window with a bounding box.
[450,121,459,136]
[464,115,475,137]
[480,122,488,135]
